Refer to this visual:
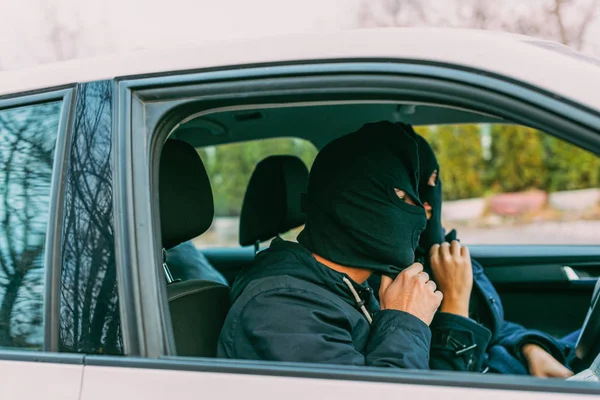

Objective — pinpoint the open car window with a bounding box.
[414,124,600,245]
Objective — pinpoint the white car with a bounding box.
[1,28,600,399]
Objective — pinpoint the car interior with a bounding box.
[158,101,600,373]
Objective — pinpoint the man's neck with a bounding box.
[312,253,372,284]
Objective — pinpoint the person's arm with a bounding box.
[427,241,491,371]
[429,312,491,371]
[494,320,572,376]
[473,259,572,377]
[232,288,431,369]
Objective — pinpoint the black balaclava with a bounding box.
[297,121,427,279]
[415,134,445,253]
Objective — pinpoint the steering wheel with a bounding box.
[569,278,600,381]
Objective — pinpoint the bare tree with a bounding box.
[358,0,432,28]
[0,103,60,347]
[0,1,116,70]
[358,0,600,52]
[41,1,84,63]
[58,81,122,354]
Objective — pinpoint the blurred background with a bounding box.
[2,0,599,246]
[1,0,599,70]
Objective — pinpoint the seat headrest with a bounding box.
[239,155,309,246]
[160,139,214,250]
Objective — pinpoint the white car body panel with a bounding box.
[0,29,599,112]
[0,360,82,400]
[81,365,588,400]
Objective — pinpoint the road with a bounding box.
[453,220,600,245]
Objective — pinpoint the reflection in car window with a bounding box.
[59,82,122,355]
[0,101,62,350]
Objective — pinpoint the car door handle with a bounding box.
[562,266,581,281]
[562,266,599,282]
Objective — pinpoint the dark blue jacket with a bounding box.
[470,259,573,374]
[218,238,491,370]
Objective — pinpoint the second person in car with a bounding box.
[413,132,574,377]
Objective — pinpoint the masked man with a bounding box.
[218,121,489,370]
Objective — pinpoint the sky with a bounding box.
[0,0,598,71]
[0,0,361,70]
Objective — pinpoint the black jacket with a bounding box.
[217,238,491,370]
[369,254,572,374]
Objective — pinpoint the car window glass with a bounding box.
[58,82,122,355]
[0,101,62,350]
[194,137,317,248]
[414,123,600,245]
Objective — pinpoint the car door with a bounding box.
[73,50,600,400]
[472,245,599,338]
[0,89,84,399]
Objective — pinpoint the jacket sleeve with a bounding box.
[493,320,570,366]
[429,312,492,372]
[473,260,570,367]
[233,287,431,369]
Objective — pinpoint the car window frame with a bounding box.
[0,85,76,356]
[111,60,600,394]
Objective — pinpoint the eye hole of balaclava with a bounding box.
[297,121,427,278]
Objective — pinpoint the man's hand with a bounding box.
[430,241,473,318]
[522,344,573,378]
[379,263,443,325]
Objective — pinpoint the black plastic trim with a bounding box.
[43,88,77,352]
[114,57,600,122]
[0,349,84,364]
[0,87,77,353]
[112,82,143,356]
[84,355,600,395]
[0,84,76,104]
[137,73,600,155]
[470,245,600,262]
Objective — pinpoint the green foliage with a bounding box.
[488,125,547,193]
[199,138,317,216]
[198,125,599,214]
[545,137,600,192]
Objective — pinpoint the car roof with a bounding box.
[1,28,599,111]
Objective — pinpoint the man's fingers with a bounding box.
[440,242,451,260]
[434,290,443,304]
[430,243,440,257]
[460,244,470,259]
[403,262,424,276]
[450,240,461,257]
[418,271,430,283]
[425,280,437,292]
[380,275,392,293]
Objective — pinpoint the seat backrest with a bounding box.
[159,139,230,357]
[239,155,309,247]
[166,280,229,357]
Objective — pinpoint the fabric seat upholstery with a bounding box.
[167,280,229,357]
[159,139,229,357]
[239,155,309,247]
